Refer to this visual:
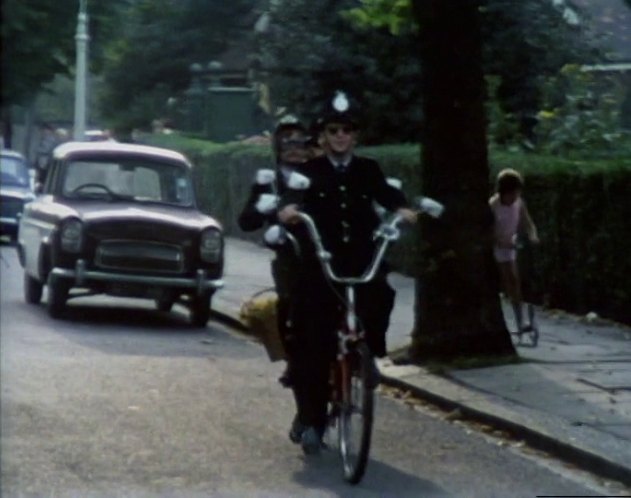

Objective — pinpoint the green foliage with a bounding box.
[482,1,602,124]
[99,0,257,132]
[2,1,74,105]
[147,135,631,325]
[336,0,602,143]
[1,1,125,108]
[534,64,630,157]
[257,0,423,144]
[344,0,415,35]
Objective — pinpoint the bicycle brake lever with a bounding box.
[318,250,332,262]
[374,225,400,241]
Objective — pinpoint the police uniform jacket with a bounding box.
[238,175,279,232]
[238,167,299,295]
[284,154,407,276]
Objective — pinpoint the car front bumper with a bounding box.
[0,218,19,236]
[50,259,223,296]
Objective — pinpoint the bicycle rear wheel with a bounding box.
[338,341,374,484]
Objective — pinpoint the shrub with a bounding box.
[147,134,631,324]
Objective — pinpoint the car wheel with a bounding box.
[47,274,70,319]
[190,292,212,327]
[24,273,43,304]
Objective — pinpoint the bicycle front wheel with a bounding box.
[338,341,374,484]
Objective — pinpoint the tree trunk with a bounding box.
[408,0,516,360]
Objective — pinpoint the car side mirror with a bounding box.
[386,177,402,189]
[287,171,311,190]
[256,169,276,185]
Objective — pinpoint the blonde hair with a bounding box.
[496,168,523,194]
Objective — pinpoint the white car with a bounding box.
[1,149,35,241]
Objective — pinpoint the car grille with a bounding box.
[95,240,184,273]
[1,197,24,218]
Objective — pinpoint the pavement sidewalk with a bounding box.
[213,237,631,486]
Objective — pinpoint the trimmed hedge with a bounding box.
[146,134,631,324]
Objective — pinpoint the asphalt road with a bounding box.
[0,243,623,497]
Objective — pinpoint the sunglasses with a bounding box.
[280,138,309,149]
[325,125,354,135]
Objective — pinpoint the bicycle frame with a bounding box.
[292,211,405,480]
[290,210,404,359]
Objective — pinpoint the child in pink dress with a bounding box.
[489,169,539,333]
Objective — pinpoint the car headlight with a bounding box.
[60,218,83,253]
[200,228,222,263]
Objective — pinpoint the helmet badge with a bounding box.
[332,91,350,112]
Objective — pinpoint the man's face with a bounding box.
[323,122,356,156]
[278,131,309,165]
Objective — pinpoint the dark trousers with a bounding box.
[288,264,395,433]
[271,256,300,358]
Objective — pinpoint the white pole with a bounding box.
[73,0,89,141]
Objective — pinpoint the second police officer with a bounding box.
[238,117,311,387]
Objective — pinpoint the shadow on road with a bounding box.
[13,299,262,360]
[292,451,451,498]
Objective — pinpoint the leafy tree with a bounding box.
[481,0,603,143]
[348,0,603,144]
[256,0,423,144]
[2,1,75,107]
[1,0,127,145]
[99,0,258,133]
[534,64,630,156]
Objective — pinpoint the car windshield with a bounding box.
[1,155,30,188]
[61,157,194,206]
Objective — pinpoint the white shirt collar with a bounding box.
[327,154,352,169]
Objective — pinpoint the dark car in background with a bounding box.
[17,142,224,325]
[1,150,35,241]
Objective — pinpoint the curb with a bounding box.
[211,308,249,333]
[380,374,631,487]
[210,306,631,488]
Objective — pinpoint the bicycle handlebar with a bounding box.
[293,211,405,285]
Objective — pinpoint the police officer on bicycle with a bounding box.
[238,116,311,386]
[279,92,417,453]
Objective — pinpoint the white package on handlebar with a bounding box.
[287,171,311,190]
[386,177,403,190]
[256,169,276,185]
[256,193,279,214]
[418,196,445,218]
[263,224,286,245]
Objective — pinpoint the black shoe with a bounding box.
[301,426,322,455]
[366,359,381,389]
[289,415,305,444]
[278,365,293,388]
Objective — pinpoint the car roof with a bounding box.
[52,141,189,165]
[1,149,26,160]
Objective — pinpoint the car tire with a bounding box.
[47,274,70,319]
[24,273,43,304]
[190,292,212,327]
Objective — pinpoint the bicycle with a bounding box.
[284,196,443,484]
